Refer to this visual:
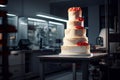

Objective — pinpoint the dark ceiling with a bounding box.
[49,0,105,19]
[50,0,105,7]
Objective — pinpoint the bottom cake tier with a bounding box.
[60,45,90,56]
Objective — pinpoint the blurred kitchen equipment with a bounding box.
[18,39,31,50]
[98,28,118,52]
[96,37,103,46]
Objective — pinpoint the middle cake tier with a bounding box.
[65,28,86,38]
[63,37,88,46]
[67,20,84,29]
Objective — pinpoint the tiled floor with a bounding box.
[46,72,82,80]
[32,71,85,80]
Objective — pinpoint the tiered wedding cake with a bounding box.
[60,7,90,56]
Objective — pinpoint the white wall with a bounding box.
[88,5,100,45]
[6,0,50,17]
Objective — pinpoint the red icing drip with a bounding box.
[77,42,89,46]
[75,26,84,29]
[76,17,84,21]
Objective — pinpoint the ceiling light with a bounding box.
[7,13,16,16]
[28,18,46,22]
[0,4,6,7]
[36,14,67,22]
[49,21,64,25]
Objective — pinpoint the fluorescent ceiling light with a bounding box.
[0,4,6,7]
[20,22,27,25]
[36,14,67,22]
[28,18,46,22]
[49,21,64,25]
[7,13,16,16]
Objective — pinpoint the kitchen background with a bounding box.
[0,0,120,80]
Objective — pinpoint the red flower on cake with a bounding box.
[68,7,81,12]
[75,26,84,29]
[77,42,89,46]
[76,17,84,21]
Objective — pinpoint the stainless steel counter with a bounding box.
[38,53,107,80]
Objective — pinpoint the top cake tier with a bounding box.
[68,7,82,21]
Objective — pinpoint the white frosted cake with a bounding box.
[60,7,91,56]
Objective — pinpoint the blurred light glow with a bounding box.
[49,21,64,25]
[36,14,67,22]
[0,4,6,7]
[28,18,46,22]
[7,13,16,16]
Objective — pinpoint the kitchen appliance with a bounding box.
[96,37,103,46]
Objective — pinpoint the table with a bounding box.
[38,53,107,80]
